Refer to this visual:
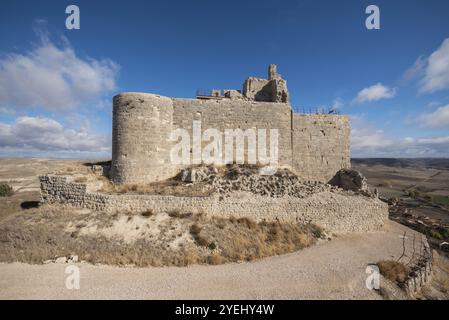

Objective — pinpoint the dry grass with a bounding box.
[0,204,323,267]
[98,179,213,197]
[141,209,153,217]
[377,260,409,284]
[168,210,192,219]
[0,182,14,197]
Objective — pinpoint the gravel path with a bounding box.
[0,221,418,300]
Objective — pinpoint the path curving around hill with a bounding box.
[0,221,425,300]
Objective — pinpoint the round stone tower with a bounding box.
[111,92,177,183]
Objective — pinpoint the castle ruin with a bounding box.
[111,65,351,184]
[38,65,389,234]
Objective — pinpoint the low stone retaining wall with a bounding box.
[403,239,433,296]
[39,175,389,233]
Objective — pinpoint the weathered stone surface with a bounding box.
[39,174,388,233]
[223,89,242,99]
[111,93,178,184]
[329,169,368,192]
[110,65,350,184]
[292,114,351,183]
[55,257,67,264]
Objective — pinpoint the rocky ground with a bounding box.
[1,221,448,300]
[1,158,448,299]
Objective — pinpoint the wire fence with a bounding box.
[395,229,432,270]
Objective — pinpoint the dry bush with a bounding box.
[207,254,224,265]
[0,205,323,267]
[377,260,409,284]
[168,210,192,219]
[141,209,153,217]
[190,223,202,235]
[98,179,213,197]
[74,177,88,183]
[0,182,14,197]
[235,217,258,229]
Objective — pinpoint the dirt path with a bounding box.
[0,221,420,300]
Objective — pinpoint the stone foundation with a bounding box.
[39,175,388,233]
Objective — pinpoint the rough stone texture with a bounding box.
[242,64,288,102]
[223,89,242,99]
[111,93,178,183]
[111,65,350,184]
[242,77,272,101]
[172,98,293,168]
[178,165,340,198]
[292,114,351,183]
[329,169,369,192]
[39,175,388,233]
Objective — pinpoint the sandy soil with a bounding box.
[0,221,432,300]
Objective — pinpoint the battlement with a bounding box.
[196,64,289,102]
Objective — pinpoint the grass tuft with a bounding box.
[377,260,409,284]
[0,183,14,197]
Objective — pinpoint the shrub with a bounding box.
[236,217,257,229]
[194,235,209,247]
[377,260,409,284]
[141,209,153,217]
[0,183,13,197]
[207,254,223,265]
[168,210,192,219]
[190,224,202,235]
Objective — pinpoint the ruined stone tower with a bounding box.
[111,65,350,184]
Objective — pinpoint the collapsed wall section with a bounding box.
[111,93,177,183]
[39,176,389,233]
[292,114,350,182]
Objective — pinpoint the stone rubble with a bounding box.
[180,165,360,199]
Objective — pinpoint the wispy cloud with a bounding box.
[402,38,449,94]
[419,38,449,94]
[351,119,449,157]
[418,104,449,128]
[0,28,119,113]
[0,116,110,154]
[353,83,396,104]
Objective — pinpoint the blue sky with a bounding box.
[1,0,449,158]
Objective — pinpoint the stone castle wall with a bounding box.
[39,176,388,233]
[292,114,351,182]
[111,92,350,184]
[172,98,293,168]
[111,93,178,183]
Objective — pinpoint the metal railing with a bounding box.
[293,106,340,115]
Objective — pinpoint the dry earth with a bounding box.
[1,158,449,299]
[2,221,447,300]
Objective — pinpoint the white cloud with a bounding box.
[0,33,118,112]
[351,125,449,157]
[331,97,344,110]
[418,104,449,128]
[420,38,449,93]
[354,83,396,104]
[350,114,449,157]
[351,127,393,149]
[0,116,110,155]
[401,56,426,84]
